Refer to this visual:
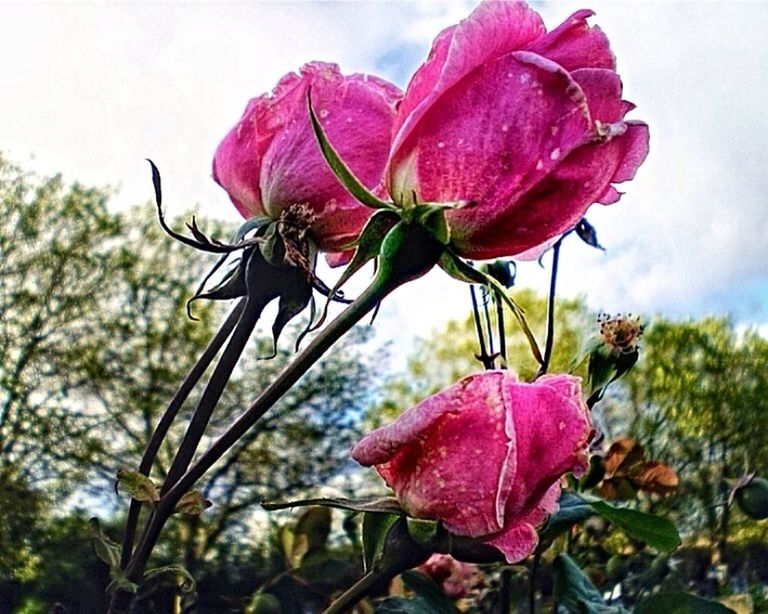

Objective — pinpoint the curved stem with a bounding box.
[120,299,245,568]
[536,238,562,379]
[111,271,399,613]
[110,222,443,613]
[160,295,263,494]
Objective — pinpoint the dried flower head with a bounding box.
[597,312,644,355]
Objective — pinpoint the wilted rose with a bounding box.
[387,0,649,259]
[213,61,401,256]
[351,371,592,563]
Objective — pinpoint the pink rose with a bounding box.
[387,1,649,260]
[213,62,401,254]
[417,553,483,598]
[351,371,592,563]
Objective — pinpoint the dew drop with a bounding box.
[501,124,509,133]
[550,147,561,160]
[551,125,559,136]
[437,141,445,149]
[536,160,544,170]
[318,109,329,118]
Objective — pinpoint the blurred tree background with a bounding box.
[2,156,767,613]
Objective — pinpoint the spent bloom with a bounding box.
[352,371,592,563]
[387,0,649,259]
[213,62,401,257]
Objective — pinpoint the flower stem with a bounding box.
[536,238,562,379]
[119,299,245,568]
[160,293,264,494]
[109,222,443,613]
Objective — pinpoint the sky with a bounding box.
[2,0,767,349]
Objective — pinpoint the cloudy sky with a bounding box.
[2,1,767,347]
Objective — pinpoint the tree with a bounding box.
[0,157,381,609]
[620,317,768,562]
[0,155,122,493]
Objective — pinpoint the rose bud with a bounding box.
[213,62,401,260]
[351,371,592,563]
[387,0,649,259]
[416,553,483,599]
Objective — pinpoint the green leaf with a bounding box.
[144,564,196,594]
[307,90,392,210]
[635,593,736,614]
[363,511,400,572]
[262,495,403,515]
[588,499,681,552]
[439,250,543,364]
[553,553,629,614]
[88,517,121,569]
[173,490,212,516]
[116,468,159,503]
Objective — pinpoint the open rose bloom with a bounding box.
[352,371,592,563]
[388,0,649,259]
[213,62,401,256]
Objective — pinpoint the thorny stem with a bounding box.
[119,299,245,568]
[536,238,563,379]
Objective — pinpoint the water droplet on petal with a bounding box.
[550,148,561,160]
[437,141,445,149]
[551,125,559,136]
[536,160,544,170]
[501,124,509,133]
[319,109,329,118]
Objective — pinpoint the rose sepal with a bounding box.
[307,90,394,211]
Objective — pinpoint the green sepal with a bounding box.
[88,517,122,569]
[144,564,196,594]
[411,204,450,244]
[553,553,629,613]
[262,495,404,515]
[116,468,159,503]
[310,209,400,332]
[362,511,400,573]
[635,592,736,614]
[233,215,273,243]
[406,517,440,546]
[173,490,212,516]
[307,90,393,210]
[582,494,681,552]
[439,249,543,364]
